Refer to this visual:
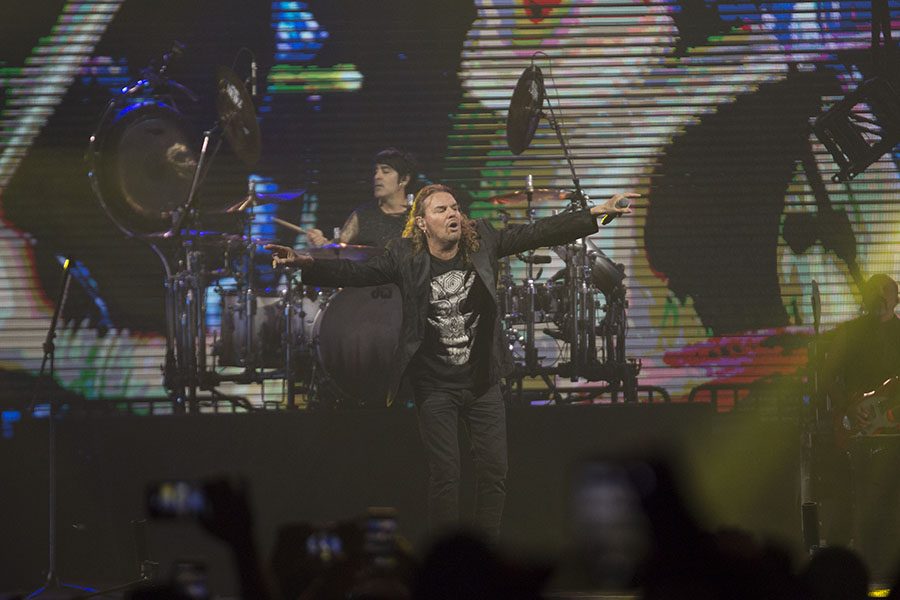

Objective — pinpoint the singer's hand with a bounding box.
[590,192,639,217]
[265,244,314,269]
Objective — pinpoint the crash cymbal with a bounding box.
[306,243,380,262]
[487,188,572,205]
[506,64,545,155]
[223,188,307,213]
[216,65,261,166]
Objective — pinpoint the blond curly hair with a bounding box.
[402,183,480,261]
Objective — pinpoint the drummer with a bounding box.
[306,147,417,249]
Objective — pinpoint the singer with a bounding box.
[267,184,635,537]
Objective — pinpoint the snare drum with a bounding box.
[217,290,320,368]
[312,285,402,407]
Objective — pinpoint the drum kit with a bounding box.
[492,187,640,403]
[84,47,640,411]
[84,46,401,411]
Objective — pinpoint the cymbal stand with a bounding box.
[523,175,540,371]
[497,210,523,367]
[559,236,588,380]
[283,270,304,409]
[539,73,592,377]
[167,124,222,238]
[171,239,205,414]
[163,116,224,414]
[239,189,258,373]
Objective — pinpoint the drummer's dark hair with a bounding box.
[374,147,417,187]
[403,184,479,261]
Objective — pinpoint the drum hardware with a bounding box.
[495,184,640,403]
[87,45,268,412]
[503,52,641,403]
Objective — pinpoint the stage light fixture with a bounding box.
[813,0,898,182]
[813,75,900,182]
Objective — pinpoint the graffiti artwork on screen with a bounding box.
[455,0,900,398]
[0,0,898,404]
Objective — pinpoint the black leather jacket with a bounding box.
[302,209,600,405]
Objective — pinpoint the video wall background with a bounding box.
[0,0,898,408]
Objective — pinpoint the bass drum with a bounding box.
[218,291,321,369]
[313,285,402,407]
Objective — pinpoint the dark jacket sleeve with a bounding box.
[491,209,600,258]
[301,249,399,288]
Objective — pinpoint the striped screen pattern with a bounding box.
[0,0,898,409]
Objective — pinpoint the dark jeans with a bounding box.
[414,383,508,538]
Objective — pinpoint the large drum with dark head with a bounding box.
[313,285,402,407]
[88,97,199,236]
[217,291,321,369]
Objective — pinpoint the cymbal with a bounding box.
[223,188,307,213]
[306,243,380,262]
[487,188,572,205]
[194,232,257,249]
[506,64,545,155]
[216,65,261,166]
[145,229,269,248]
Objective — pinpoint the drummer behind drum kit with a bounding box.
[85,47,640,412]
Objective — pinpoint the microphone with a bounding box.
[599,197,631,226]
[250,57,258,98]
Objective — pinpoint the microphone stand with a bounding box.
[26,260,97,599]
[524,175,540,371]
[801,279,824,554]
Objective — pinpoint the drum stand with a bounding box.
[215,194,312,409]
[501,189,641,404]
[166,233,254,413]
[161,125,257,413]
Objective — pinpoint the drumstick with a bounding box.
[272,216,307,235]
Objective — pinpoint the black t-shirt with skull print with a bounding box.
[410,252,491,391]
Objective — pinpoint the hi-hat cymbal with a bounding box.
[487,188,572,205]
[223,188,306,213]
[216,65,261,166]
[306,243,380,262]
